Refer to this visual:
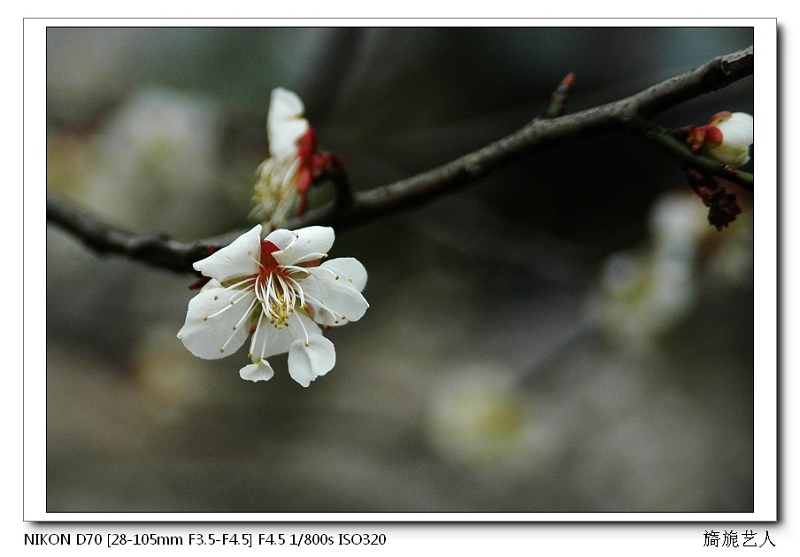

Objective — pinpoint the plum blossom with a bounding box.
[686,111,754,168]
[177,224,368,387]
[251,88,324,230]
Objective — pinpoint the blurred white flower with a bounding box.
[178,224,368,387]
[591,183,753,344]
[78,88,223,233]
[688,111,753,168]
[426,366,560,477]
[591,252,696,344]
[251,88,321,230]
[650,190,753,288]
[648,190,709,262]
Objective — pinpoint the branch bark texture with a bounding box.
[47,46,754,274]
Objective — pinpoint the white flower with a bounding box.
[266,87,309,159]
[251,88,318,230]
[425,365,561,478]
[588,251,696,345]
[693,111,754,168]
[177,224,369,387]
[649,191,709,262]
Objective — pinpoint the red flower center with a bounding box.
[259,240,281,274]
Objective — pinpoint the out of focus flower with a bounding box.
[649,190,709,261]
[177,224,368,387]
[590,183,752,345]
[686,111,753,168]
[591,252,696,344]
[426,365,561,477]
[74,88,223,234]
[251,88,324,230]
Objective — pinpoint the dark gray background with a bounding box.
[46,27,755,512]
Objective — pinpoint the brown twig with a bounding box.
[286,46,752,231]
[47,46,754,274]
[636,119,753,191]
[46,193,240,274]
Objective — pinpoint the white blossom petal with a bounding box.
[303,269,369,327]
[702,112,753,167]
[273,226,335,266]
[194,225,262,282]
[718,112,754,148]
[268,88,305,122]
[177,284,255,359]
[239,360,275,382]
[265,227,299,251]
[287,335,336,387]
[267,88,308,159]
[320,257,368,292]
[200,277,222,291]
[706,143,751,168]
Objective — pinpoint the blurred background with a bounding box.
[46,27,754,513]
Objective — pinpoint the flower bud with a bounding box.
[687,111,753,168]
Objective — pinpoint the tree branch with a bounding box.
[46,193,241,274]
[47,46,754,274]
[638,121,753,191]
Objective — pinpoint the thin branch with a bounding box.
[636,119,754,191]
[47,46,754,274]
[46,193,240,274]
[287,46,753,231]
